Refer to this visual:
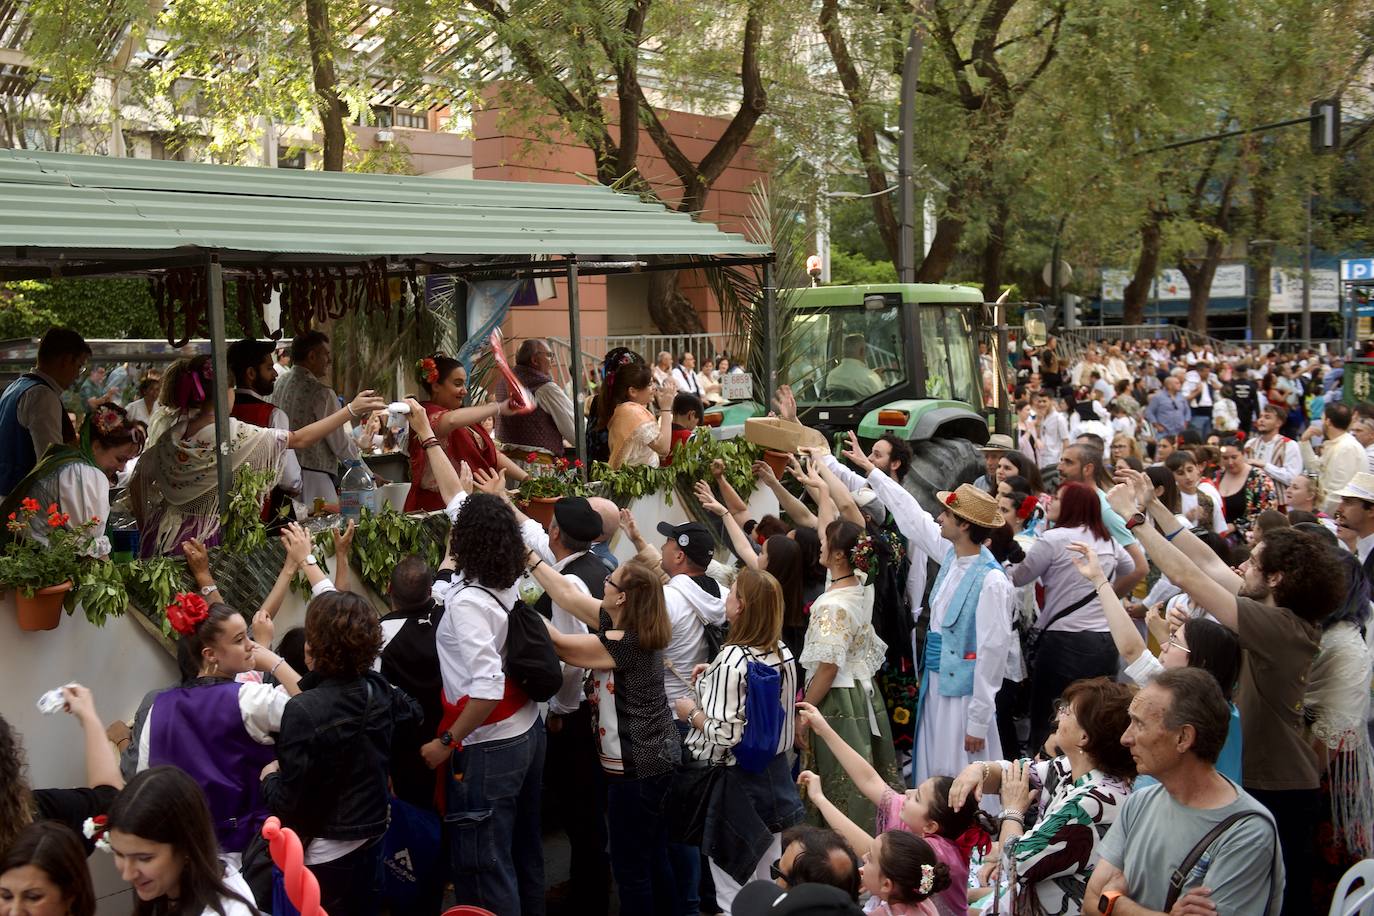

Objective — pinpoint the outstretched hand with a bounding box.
[1065,541,1105,583]
[693,481,729,518]
[841,431,874,474]
[474,467,508,497]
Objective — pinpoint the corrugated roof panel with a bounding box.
[0,149,772,263]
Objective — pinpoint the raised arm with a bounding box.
[812,450,864,527]
[795,702,892,806]
[543,620,617,670]
[1140,484,1242,591]
[1066,541,1146,664]
[694,481,759,570]
[286,390,387,451]
[710,460,752,526]
[1107,474,1239,631]
[797,770,875,856]
[406,398,463,506]
[525,549,602,627]
[61,685,123,790]
[759,459,817,528]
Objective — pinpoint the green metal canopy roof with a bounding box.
[0,149,772,277]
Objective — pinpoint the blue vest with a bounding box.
[925,546,1001,698]
[0,375,48,496]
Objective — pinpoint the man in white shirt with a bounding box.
[652,351,673,388]
[1351,408,1374,474]
[1301,401,1367,514]
[671,352,704,397]
[494,338,577,469]
[227,338,303,518]
[270,330,360,506]
[1182,362,1221,435]
[1244,405,1303,494]
[1033,389,1071,477]
[658,521,727,705]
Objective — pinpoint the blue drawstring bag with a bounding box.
[734,652,785,773]
[380,797,442,909]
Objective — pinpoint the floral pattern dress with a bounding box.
[995,756,1132,916]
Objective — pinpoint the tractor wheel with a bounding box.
[902,436,985,516]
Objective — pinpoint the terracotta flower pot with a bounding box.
[762,449,792,479]
[16,581,72,632]
[521,497,559,533]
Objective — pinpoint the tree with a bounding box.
[386,0,783,331]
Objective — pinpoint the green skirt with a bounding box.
[803,683,901,831]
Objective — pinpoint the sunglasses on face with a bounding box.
[770,858,791,886]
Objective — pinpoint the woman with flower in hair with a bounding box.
[404,353,527,512]
[126,527,309,888]
[131,354,386,556]
[0,403,145,558]
[798,462,900,830]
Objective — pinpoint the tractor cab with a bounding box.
[780,283,989,444]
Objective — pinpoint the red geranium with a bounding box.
[19,497,39,513]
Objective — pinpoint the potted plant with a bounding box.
[1,499,97,631]
[515,455,584,531]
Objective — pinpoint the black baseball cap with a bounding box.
[553,496,603,543]
[656,520,714,568]
[733,881,864,916]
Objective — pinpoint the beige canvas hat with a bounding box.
[934,482,1004,528]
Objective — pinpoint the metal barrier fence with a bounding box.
[544,332,745,390]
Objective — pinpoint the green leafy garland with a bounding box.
[590,429,759,504]
[220,465,280,554]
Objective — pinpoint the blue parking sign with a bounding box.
[1343,258,1374,281]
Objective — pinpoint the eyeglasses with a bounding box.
[1167,639,1191,655]
[1053,699,1072,719]
[769,858,791,886]
[603,574,620,591]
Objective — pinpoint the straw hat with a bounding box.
[934,483,1005,529]
[978,433,1015,453]
[1332,472,1374,504]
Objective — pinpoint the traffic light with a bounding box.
[1311,99,1340,154]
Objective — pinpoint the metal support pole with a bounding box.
[995,302,1011,437]
[1302,190,1313,343]
[896,21,924,283]
[763,261,777,410]
[206,256,233,505]
[566,259,587,476]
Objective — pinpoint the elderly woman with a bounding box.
[951,677,1136,915]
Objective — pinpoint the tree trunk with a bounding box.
[1249,244,1274,341]
[980,201,1010,302]
[1179,237,1225,334]
[1123,213,1162,326]
[305,0,346,172]
[647,271,705,334]
[915,211,963,282]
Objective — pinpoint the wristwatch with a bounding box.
[439,731,459,750]
[1098,891,1122,915]
[1124,511,1147,531]
[303,554,318,567]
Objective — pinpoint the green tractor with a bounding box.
[709,283,1042,513]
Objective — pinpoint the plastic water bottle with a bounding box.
[339,459,377,521]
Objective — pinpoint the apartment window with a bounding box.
[278,148,306,169]
[395,109,427,129]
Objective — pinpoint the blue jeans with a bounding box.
[606,770,676,916]
[444,719,546,916]
[309,836,383,916]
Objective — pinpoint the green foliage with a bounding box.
[828,250,898,286]
[591,429,759,504]
[345,507,448,598]
[0,287,60,340]
[123,557,191,637]
[72,559,129,627]
[2,278,253,342]
[515,456,588,501]
[220,465,280,555]
[0,504,98,597]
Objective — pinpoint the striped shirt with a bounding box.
[685,643,798,766]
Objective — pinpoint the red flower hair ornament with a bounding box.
[1017,494,1039,521]
[166,592,210,637]
[944,493,959,508]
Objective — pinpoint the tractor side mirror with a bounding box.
[1023,308,1049,347]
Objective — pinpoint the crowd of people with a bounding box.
[1,331,1373,916]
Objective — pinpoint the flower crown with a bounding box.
[849,533,875,574]
[165,592,210,637]
[415,355,442,386]
[83,815,112,853]
[92,405,123,437]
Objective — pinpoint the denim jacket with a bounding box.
[261,670,422,841]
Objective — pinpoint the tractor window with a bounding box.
[919,309,952,399]
[783,306,906,404]
[944,307,984,408]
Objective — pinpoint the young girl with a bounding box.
[859,831,953,916]
[106,766,258,916]
[795,703,975,916]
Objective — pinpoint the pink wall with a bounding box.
[471,89,769,345]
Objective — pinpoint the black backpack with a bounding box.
[461,585,565,703]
